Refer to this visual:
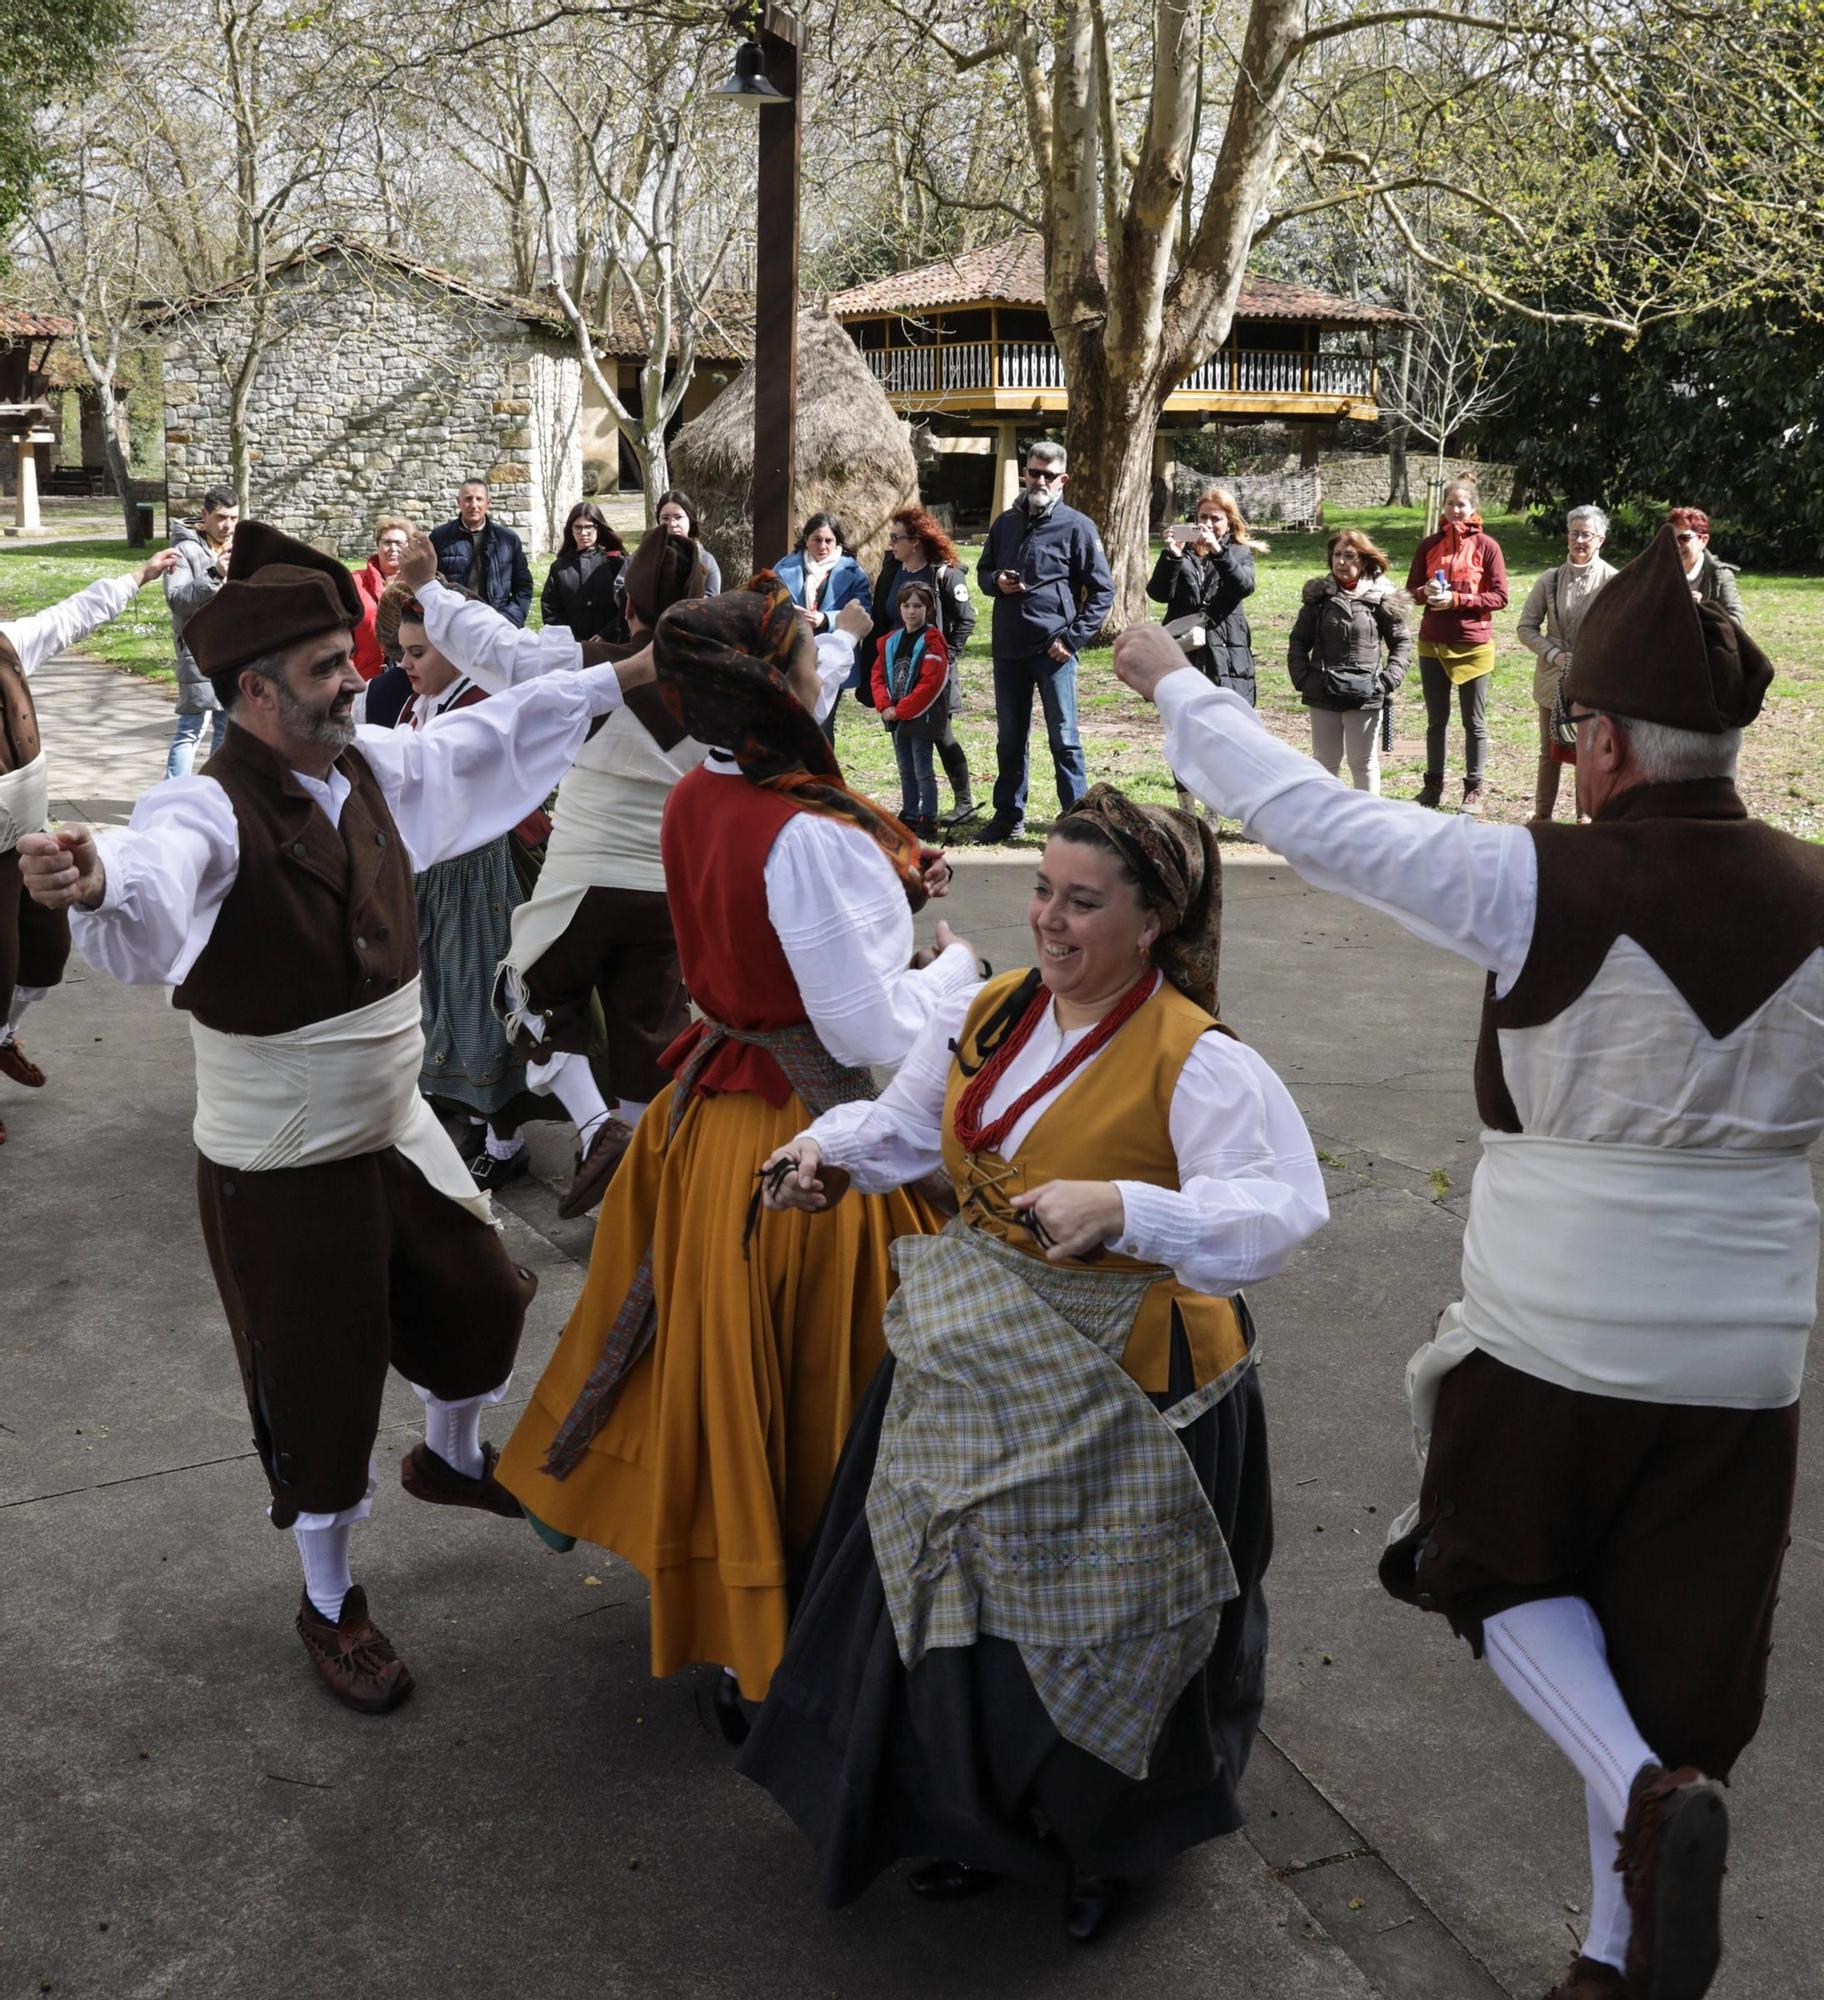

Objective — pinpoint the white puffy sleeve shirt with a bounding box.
[807,974,1328,1295]
[70,663,633,987]
[1156,669,1538,995]
[1,573,139,673]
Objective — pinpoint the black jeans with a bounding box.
[1418,655,1489,784]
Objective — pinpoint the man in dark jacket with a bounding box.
[430,479,533,627]
[973,441,1114,842]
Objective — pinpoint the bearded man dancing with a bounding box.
[20,524,654,1716]
[1113,527,1814,2000]
[1,549,180,1142]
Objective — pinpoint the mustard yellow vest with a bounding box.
[941,971,1248,1394]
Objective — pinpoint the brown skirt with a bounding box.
[1379,1349,1799,1778]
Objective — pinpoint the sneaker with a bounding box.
[470,1145,530,1191]
[0,1038,45,1088]
[1414,775,1444,809]
[295,1585,415,1715]
[974,814,1025,845]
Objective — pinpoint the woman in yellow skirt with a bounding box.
[496,581,976,1733]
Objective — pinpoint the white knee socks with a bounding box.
[409,1377,512,1480]
[293,1523,354,1623]
[2,983,46,1042]
[526,1049,610,1148]
[617,1098,649,1129]
[1483,1596,1657,1971]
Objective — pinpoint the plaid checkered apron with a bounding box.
[865,1219,1250,1780]
[541,1016,880,1478]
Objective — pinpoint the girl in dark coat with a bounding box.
[540,502,628,646]
[1286,529,1412,794]
[1147,485,1263,705]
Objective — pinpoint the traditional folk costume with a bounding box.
[496,583,976,1708]
[416,530,706,1218]
[1,573,155,1141]
[737,786,1325,1933]
[1153,527,1811,2000]
[62,523,645,1714]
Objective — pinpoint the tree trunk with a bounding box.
[1385,326,1415,505]
[95,378,136,539]
[1060,343,1168,636]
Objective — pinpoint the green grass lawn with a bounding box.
[5,508,1818,840]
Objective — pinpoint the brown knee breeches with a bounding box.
[1380,1349,1799,1778]
[0,847,71,1018]
[197,1147,535,1528]
[516,885,685,1102]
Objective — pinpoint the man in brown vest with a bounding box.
[1113,528,1815,2000]
[20,522,655,1716]
[0,549,181,1144]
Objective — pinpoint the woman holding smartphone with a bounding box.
[1147,486,1263,707]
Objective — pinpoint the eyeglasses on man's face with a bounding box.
[1024,464,1063,482]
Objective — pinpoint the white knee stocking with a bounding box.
[526,1049,610,1145]
[409,1376,511,1480]
[293,1523,355,1623]
[2,983,46,1041]
[1483,1596,1657,1972]
[617,1098,649,1129]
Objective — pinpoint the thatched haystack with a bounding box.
[670,307,919,582]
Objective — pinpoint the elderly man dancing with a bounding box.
[1115,527,1814,2000]
[20,524,653,1715]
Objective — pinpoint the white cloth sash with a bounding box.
[1404,1130,1816,1463]
[0,751,50,850]
[189,977,492,1225]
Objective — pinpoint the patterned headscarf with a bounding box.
[654,576,929,910]
[1061,782,1222,1016]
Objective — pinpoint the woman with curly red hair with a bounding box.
[870,506,980,824]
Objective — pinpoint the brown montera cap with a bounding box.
[1563,524,1772,733]
[187,520,363,688]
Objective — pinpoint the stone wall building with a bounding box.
[146,241,583,559]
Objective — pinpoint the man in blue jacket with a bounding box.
[973,440,1114,842]
[430,479,533,628]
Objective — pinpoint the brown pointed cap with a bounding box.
[187,520,363,693]
[1563,525,1772,733]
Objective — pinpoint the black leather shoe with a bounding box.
[470,1145,530,1191]
[714,1669,750,1747]
[1064,1873,1123,1943]
[974,814,1025,845]
[907,1858,1002,1903]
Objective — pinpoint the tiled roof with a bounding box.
[137,239,752,361]
[0,305,75,339]
[828,234,1405,325]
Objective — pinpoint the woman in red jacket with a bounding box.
[1404,479,1508,813]
[870,580,951,841]
[352,516,412,679]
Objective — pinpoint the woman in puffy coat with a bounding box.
[540,501,629,646]
[1147,484,1263,705]
[773,512,874,741]
[1287,530,1412,795]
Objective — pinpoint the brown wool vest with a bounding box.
[1475,779,1824,1131]
[0,633,41,775]
[173,723,420,1036]
[942,969,1248,1395]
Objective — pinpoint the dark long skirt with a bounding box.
[738,1320,1273,1905]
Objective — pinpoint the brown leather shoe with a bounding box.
[0,1038,44,1088]
[1543,1955,1628,1999]
[399,1439,523,1519]
[295,1586,415,1714]
[1619,1762,1729,2000]
[557,1114,634,1220]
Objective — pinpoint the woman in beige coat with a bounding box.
[1515,505,1617,822]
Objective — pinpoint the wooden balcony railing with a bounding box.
[860,344,1376,401]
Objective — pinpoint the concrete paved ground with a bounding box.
[3,654,1818,2000]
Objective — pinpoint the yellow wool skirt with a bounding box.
[498,1080,941,1699]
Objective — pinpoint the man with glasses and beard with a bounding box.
[973,440,1113,844]
[18,523,654,1717]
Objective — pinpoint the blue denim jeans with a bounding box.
[891,725,938,822]
[991,651,1086,823]
[166,708,225,779]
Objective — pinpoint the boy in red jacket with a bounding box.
[870,580,951,839]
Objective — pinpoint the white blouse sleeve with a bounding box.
[1157,669,1538,994]
[1109,1031,1329,1293]
[804,975,980,1189]
[764,812,978,1069]
[811,630,858,722]
[1,573,139,675]
[414,577,584,689]
[352,662,626,869]
[69,778,241,986]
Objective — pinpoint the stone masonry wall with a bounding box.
[161,260,582,561]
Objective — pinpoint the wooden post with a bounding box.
[750,6,803,570]
[12,434,42,533]
[994,420,1020,515]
